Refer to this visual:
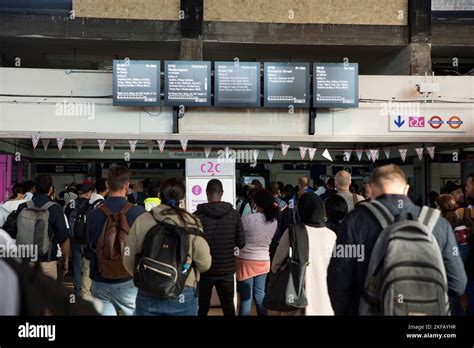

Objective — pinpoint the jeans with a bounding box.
[198,274,235,316]
[467,278,474,316]
[71,242,83,296]
[91,279,137,316]
[238,273,268,316]
[135,287,198,316]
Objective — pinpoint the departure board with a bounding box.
[214,62,260,107]
[313,63,359,108]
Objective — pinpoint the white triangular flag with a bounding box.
[109,140,116,152]
[177,162,181,168]
[87,163,92,170]
[415,148,424,160]
[98,139,106,153]
[427,146,435,160]
[56,137,65,151]
[100,162,105,169]
[204,146,212,158]
[157,139,166,153]
[126,162,131,168]
[343,150,352,162]
[42,139,50,151]
[365,149,371,160]
[281,144,290,157]
[355,150,363,161]
[322,149,333,162]
[32,135,41,149]
[370,149,379,162]
[308,148,317,161]
[299,147,307,160]
[266,149,275,162]
[75,139,84,152]
[383,147,391,159]
[146,141,154,154]
[159,162,164,168]
[180,139,188,152]
[129,140,137,153]
[145,162,149,169]
[399,149,408,163]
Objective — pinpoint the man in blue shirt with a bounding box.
[87,166,145,315]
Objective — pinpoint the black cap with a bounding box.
[444,182,461,194]
[77,183,93,194]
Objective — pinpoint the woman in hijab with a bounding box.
[271,192,336,315]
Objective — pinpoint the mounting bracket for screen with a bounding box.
[309,108,317,135]
[172,106,180,133]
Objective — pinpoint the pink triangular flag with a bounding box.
[109,140,116,152]
[126,162,131,168]
[281,144,290,157]
[299,147,307,160]
[146,141,154,154]
[204,146,212,158]
[129,140,137,153]
[157,139,166,153]
[399,149,408,163]
[75,139,84,152]
[308,148,317,161]
[180,139,188,152]
[41,139,50,151]
[383,147,391,159]
[98,139,107,153]
[56,137,65,151]
[32,135,41,149]
[266,149,275,162]
[427,146,435,160]
[343,150,352,162]
[355,150,363,161]
[415,148,424,160]
[370,149,379,162]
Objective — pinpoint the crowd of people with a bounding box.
[0,163,472,316]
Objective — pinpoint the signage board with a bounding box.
[389,113,466,133]
[313,63,359,108]
[214,62,261,107]
[164,61,211,106]
[113,60,161,106]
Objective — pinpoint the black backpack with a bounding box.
[264,223,309,312]
[133,214,200,299]
[3,258,98,315]
[2,211,17,238]
[74,199,104,245]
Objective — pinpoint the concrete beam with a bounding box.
[180,38,203,60]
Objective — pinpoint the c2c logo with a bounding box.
[200,162,221,176]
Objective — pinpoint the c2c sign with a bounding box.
[200,161,221,176]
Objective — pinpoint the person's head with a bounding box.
[281,184,295,199]
[160,178,185,207]
[206,179,223,203]
[146,180,160,198]
[34,174,53,195]
[277,182,284,191]
[368,164,409,199]
[362,182,373,199]
[444,182,464,206]
[298,192,325,227]
[314,179,325,190]
[24,180,36,194]
[324,194,349,223]
[350,183,359,194]
[77,182,93,200]
[269,182,280,197]
[437,194,457,215]
[428,191,439,208]
[134,181,144,193]
[335,170,352,191]
[250,179,263,190]
[465,173,474,200]
[95,178,108,196]
[298,176,310,189]
[107,165,130,196]
[251,189,279,222]
[326,177,335,189]
[9,183,25,200]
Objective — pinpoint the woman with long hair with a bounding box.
[124,178,211,316]
[237,189,279,316]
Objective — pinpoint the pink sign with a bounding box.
[192,185,202,195]
[408,116,425,128]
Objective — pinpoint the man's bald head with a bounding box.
[335,170,352,191]
[298,176,310,188]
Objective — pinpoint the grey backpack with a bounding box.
[359,200,450,316]
[16,201,56,258]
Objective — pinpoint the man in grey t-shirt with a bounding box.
[335,170,364,211]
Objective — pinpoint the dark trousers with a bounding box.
[198,274,235,316]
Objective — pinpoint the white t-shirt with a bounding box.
[0,199,27,227]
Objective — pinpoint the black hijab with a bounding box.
[297,192,325,228]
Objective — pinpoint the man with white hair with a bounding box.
[335,170,364,211]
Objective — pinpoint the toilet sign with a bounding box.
[185,159,235,213]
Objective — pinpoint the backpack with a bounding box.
[263,223,309,312]
[359,200,449,316]
[2,210,17,238]
[133,214,199,299]
[95,203,133,280]
[16,201,57,258]
[74,199,104,245]
[3,258,98,315]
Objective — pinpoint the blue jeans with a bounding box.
[91,279,137,316]
[135,287,198,316]
[467,278,474,316]
[238,273,267,316]
[71,242,83,296]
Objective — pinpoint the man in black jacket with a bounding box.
[194,179,245,316]
[327,164,467,315]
